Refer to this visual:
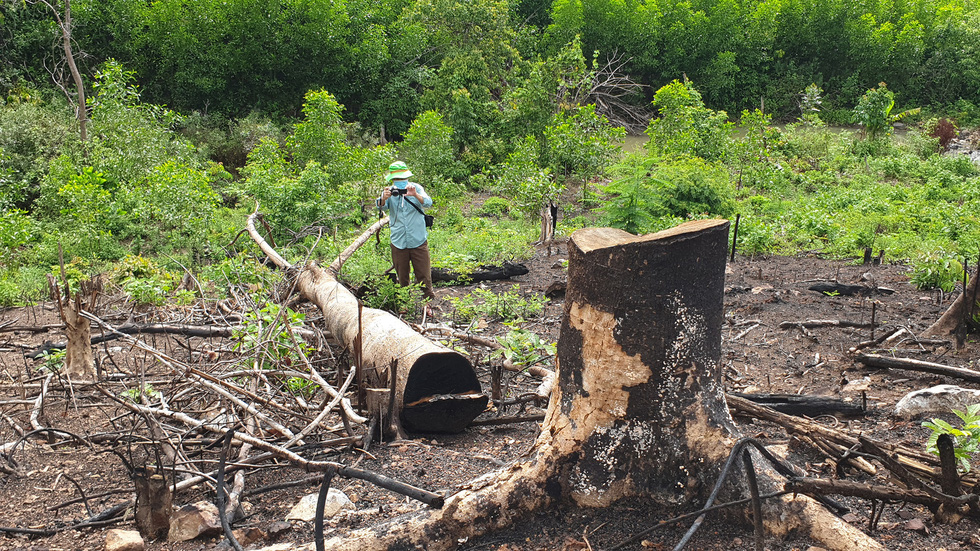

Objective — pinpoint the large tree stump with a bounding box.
[922,273,980,339]
[258,219,883,551]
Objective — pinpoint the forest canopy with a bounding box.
[1,0,979,309]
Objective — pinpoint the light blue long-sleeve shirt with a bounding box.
[378,181,432,249]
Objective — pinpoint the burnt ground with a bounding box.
[2,241,980,551]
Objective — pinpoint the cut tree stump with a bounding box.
[255,219,884,551]
[922,273,980,339]
[46,273,101,380]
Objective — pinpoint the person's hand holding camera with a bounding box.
[386,183,417,198]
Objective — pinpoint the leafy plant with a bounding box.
[360,276,427,318]
[446,285,547,323]
[495,135,561,219]
[120,384,161,403]
[853,83,921,141]
[910,255,964,292]
[38,348,66,373]
[923,404,980,472]
[645,80,734,161]
[492,327,556,368]
[479,197,511,217]
[122,277,170,306]
[431,252,481,284]
[233,303,311,368]
[799,84,825,126]
[286,376,318,399]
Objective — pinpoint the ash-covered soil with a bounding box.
[2,243,979,551]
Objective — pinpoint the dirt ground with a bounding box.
[2,239,980,551]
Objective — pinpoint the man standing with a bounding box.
[377,161,436,301]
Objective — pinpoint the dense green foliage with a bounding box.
[2,0,980,316]
[5,0,980,132]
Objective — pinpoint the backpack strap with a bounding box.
[406,199,426,216]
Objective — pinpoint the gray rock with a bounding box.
[894,384,980,418]
[286,490,354,522]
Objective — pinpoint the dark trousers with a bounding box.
[391,241,435,299]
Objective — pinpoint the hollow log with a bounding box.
[246,209,487,433]
[256,219,883,551]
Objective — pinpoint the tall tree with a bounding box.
[28,0,87,142]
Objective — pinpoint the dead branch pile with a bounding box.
[0,275,551,543]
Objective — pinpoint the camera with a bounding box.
[389,187,407,196]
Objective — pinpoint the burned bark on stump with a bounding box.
[277,220,742,549]
[550,221,737,506]
[257,219,883,551]
[133,466,172,540]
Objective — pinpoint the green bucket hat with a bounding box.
[385,161,413,182]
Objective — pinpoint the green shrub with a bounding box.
[479,197,511,217]
[398,110,466,186]
[446,285,547,323]
[0,208,35,252]
[233,302,311,369]
[199,255,278,297]
[910,254,964,292]
[493,327,555,368]
[495,135,561,219]
[923,404,980,472]
[645,80,734,161]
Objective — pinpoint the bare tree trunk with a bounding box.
[32,0,87,142]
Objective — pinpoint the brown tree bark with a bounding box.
[29,0,87,142]
[47,273,100,380]
[922,274,980,338]
[247,208,487,433]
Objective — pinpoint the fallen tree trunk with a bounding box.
[853,352,980,385]
[247,207,487,433]
[430,261,529,283]
[731,392,866,418]
[808,282,894,296]
[256,219,884,551]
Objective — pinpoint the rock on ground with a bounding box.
[895,384,980,418]
[105,529,145,551]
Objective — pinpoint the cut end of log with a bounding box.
[401,351,488,433]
